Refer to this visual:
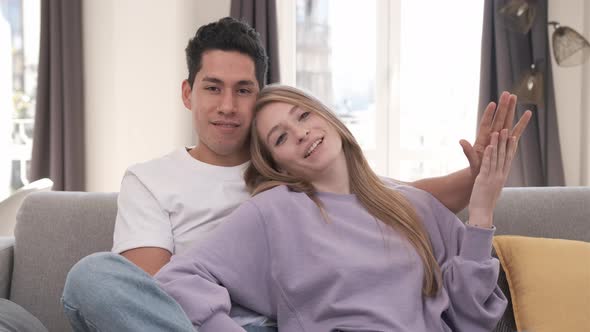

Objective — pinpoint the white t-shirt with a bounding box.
[112,148,269,327]
[112,147,250,255]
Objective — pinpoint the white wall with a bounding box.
[83,0,231,192]
[549,0,590,186]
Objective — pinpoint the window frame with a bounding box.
[279,0,479,179]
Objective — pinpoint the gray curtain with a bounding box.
[479,0,564,187]
[231,0,281,84]
[30,0,85,191]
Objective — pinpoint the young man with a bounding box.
[61,17,530,331]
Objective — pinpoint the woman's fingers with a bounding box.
[484,130,514,178]
[497,129,508,173]
[480,140,492,177]
[489,132,499,176]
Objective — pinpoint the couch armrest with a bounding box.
[0,237,14,299]
[11,192,117,331]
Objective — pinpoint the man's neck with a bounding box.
[187,146,250,167]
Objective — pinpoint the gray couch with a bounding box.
[1,187,589,332]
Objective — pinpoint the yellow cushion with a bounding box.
[492,236,590,332]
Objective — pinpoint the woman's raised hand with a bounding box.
[460,92,531,180]
[467,129,517,228]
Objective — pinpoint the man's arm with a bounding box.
[121,247,171,276]
[411,167,473,214]
[113,171,175,276]
[411,92,532,213]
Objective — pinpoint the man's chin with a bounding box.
[211,144,249,158]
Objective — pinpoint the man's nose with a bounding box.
[218,90,236,114]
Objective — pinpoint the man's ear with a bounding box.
[181,79,192,110]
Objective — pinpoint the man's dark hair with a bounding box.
[185,17,268,89]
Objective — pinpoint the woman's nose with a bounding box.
[297,128,310,143]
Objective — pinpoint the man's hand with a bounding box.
[410,92,532,214]
[460,92,532,179]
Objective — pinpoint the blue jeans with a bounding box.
[62,252,277,332]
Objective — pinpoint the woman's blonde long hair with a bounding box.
[244,84,442,296]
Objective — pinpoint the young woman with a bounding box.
[155,85,514,332]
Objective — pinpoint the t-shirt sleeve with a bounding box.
[155,201,274,332]
[419,191,508,332]
[111,170,174,254]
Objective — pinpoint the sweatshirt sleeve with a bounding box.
[418,190,508,332]
[154,201,274,332]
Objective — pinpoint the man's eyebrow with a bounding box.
[201,77,256,87]
[265,105,299,144]
[236,80,256,86]
[202,76,223,84]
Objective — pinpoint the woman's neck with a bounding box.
[311,152,350,194]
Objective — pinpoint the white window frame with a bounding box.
[278,0,476,179]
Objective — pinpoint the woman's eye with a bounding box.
[299,111,310,121]
[275,133,286,146]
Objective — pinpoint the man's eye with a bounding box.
[275,133,286,146]
[205,86,220,92]
[238,88,252,95]
[299,111,310,121]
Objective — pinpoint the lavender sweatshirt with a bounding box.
[155,184,507,332]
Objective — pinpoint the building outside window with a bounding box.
[293,0,484,180]
[0,0,40,200]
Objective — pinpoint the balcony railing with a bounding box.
[10,118,34,186]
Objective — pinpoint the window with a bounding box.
[282,0,484,180]
[0,0,40,199]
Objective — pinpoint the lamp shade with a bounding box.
[499,0,537,34]
[549,22,590,67]
[514,64,544,107]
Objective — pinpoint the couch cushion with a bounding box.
[10,192,118,332]
[493,236,590,332]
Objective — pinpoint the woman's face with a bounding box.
[255,102,344,181]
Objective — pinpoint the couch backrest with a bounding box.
[11,192,118,332]
[9,187,590,332]
[457,186,590,241]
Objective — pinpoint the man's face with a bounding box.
[182,50,259,165]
